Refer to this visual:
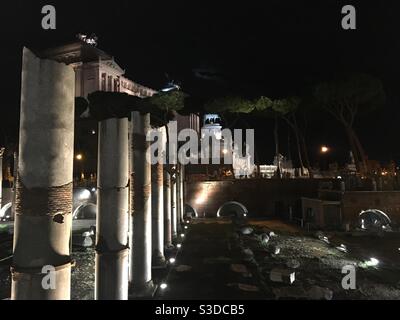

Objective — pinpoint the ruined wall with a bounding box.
[341,191,400,227]
[185,179,332,218]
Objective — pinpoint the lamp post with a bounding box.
[75,153,85,182]
[320,145,330,172]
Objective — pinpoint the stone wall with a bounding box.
[185,179,333,218]
[341,191,400,227]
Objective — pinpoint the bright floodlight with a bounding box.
[79,189,91,201]
[184,226,188,229]
[169,258,176,264]
[365,257,379,267]
[195,195,206,205]
[321,146,329,153]
[180,234,185,238]
[76,154,83,160]
[160,283,168,290]
[177,244,182,249]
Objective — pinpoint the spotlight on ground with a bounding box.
[160,283,168,290]
[364,257,379,267]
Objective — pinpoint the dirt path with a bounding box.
[157,218,266,300]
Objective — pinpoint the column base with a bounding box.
[164,244,175,253]
[11,259,73,300]
[95,248,129,300]
[152,252,167,269]
[129,280,156,299]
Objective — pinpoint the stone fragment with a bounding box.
[175,265,192,272]
[286,259,301,269]
[241,248,254,261]
[270,268,296,284]
[240,227,254,235]
[231,264,248,273]
[307,286,333,300]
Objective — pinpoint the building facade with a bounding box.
[41,40,200,180]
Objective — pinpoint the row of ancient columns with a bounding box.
[94,113,187,299]
[11,48,186,300]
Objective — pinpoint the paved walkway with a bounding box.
[157,218,266,300]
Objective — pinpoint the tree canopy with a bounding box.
[204,96,256,114]
[313,73,386,174]
[77,90,187,126]
[314,73,385,126]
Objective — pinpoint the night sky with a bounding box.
[1,0,400,165]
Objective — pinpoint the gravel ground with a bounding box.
[1,218,400,300]
[71,248,95,300]
[241,219,400,300]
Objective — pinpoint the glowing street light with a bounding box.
[176,244,182,249]
[76,154,83,161]
[169,258,176,264]
[321,146,329,153]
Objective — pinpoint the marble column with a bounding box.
[129,112,154,297]
[95,117,129,300]
[12,48,75,300]
[163,168,172,248]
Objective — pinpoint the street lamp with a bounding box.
[319,146,330,173]
[321,146,329,154]
[75,154,85,181]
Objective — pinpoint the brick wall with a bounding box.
[341,191,400,227]
[185,179,333,218]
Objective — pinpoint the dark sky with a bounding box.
[1,0,400,165]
